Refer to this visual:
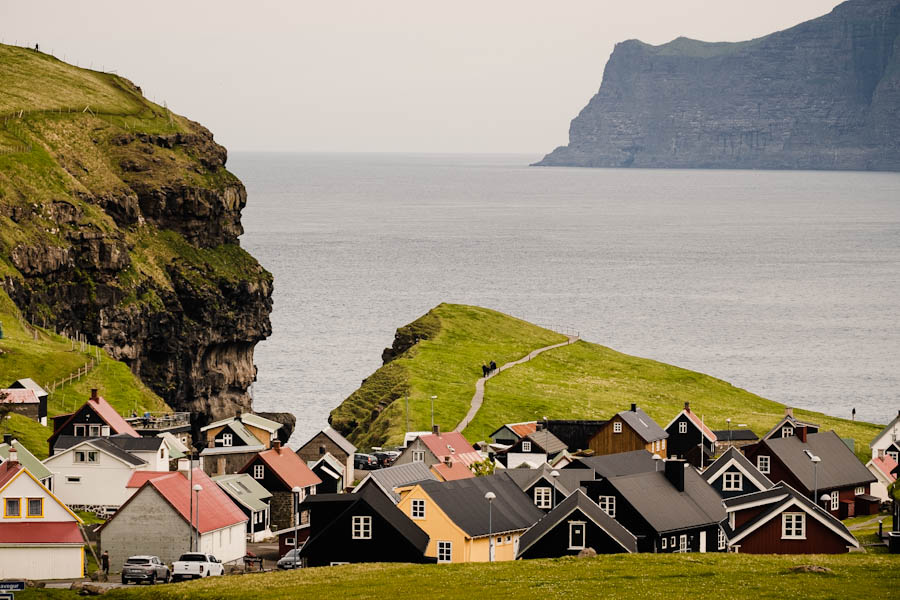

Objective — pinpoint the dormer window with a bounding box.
[89,425,101,437]
[522,441,532,452]
[723,472,743,491]
[781,426,793,438]
[74,425,86,437]
[253,464,264,479]
[679,422,687,434]
[222,433,233,447]
[613,422,622,434]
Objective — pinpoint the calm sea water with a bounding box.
[232,153,900,446]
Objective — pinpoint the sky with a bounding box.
[2,1,844,153]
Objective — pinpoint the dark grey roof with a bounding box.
[525,430,568,455]
[606,466,725,533]
[570,450,658,478]
[54,434,162,454]
[722,485,789,509]
[765,431,876,490]
[322,427,357,455]
[504,466,594,496]
[617,407,668,443]
[68,438,146,466]
[542,420,607,451]
[702,447,774,490]
[355,462,438,502]
[420,473,544,537]
[517,489,637,556]
[712,429,758,442]
[762,415,819,440]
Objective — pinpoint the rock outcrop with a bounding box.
[537,0,900,171]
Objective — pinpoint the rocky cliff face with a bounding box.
[538,0,900,170]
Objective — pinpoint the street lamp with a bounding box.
[819,494,831,511]
[726,418,732,445]
[431,396,438,429]
[652,453,663,472]
[192,484,202,552]
[292,485,302,567]
[485,491,496,562]
[810,455,821,502]
[550,470,560,509]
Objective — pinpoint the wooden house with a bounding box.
[393,427,481,472]
[0,387,44,426]
[724,482,859,553]
[7,379,49,425]
[296,427,357,489]
[48,389,140,454]
[517,489,637,559]
[499,428,568,469]
[489,421,537,446]
[761,407,819,441]
[587,405,667,458]
[869,409,900,462]
[213,473,272,542]
[743,429,877,518]
[353,462,438,503]
[664,402,716,466]
[307,452,346,493]
[504,465,595,511]
[0,451,85,580]
[239,441,320,532]
[540,419,607,453]
[701,447,774,499]
[298,486,434,567]
[200,414,282,477]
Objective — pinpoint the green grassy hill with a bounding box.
[332,304,882,457]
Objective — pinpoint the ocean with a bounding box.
[232,153,900,446]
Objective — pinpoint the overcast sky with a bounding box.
[3,1,842,153]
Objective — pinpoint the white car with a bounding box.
[172,552,225,581]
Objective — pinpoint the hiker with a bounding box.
[481,364,489,377]
[101,550,110,575]
[34,43,39,52]
[490,360,497,373]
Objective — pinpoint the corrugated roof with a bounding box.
[417,432,481,467]
[249,447,321,489]
[87,396,140,438]
[320,427,357,455]
[510,422,538,438]
[711,429,758,442]
[126,471,172,488]
[765,431,876,490]
[0,521,82,544]
[420,473,544,537]
[0,461,23,489]
[354,462,438,503]
[571,450,657,478]
[0,441,52,481]
[9,378,49,397]
[517,489,637,556]
[870,455,898,481]
[53,438,146,467]
[213,473,272,512]
[525,430,568,455]
[666,408,717,442]
[0,388,40,404]
[143,469,247,533]
[617,407,668,443]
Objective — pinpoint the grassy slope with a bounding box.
[19,553,888,600]
[330,304,566,448]
[465,340,882,460]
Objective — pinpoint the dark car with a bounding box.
[121,555,170,585]
[373,450,399,468]
[354,453,378,470]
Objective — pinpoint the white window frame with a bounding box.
[888,450,899,462]
[670,536,675,547]
[253,464,264,479]
[411,499,426,519]
[89,424,101,437]
[74,450,98,464]
[352,515,372,539]
[718,527,727,550]
[757,456,770,474]
[781,426,793,438]
[679,535,688,553]
[613,422,622,434]
[782,512,806,539]
[437,541,452,563]
[65,476,81,484]
[412,450,425,462]
[74,425,86,437]
[568,521,586,550]
[597,495,616,518]
[679,421,687,434]
[221,433,233,447]
[521,441,532,452]
[534,487,552,509]
[722,472,743,491]
[830,491,839,511]
[661,537,667,550]
[854,486,864,496]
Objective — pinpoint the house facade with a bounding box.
[865,454,897,501]
[664,402,716,464]
[239,441,320,532]
[701,447,774,499]
[761,408,819,441]
[587,405,668,458]
[48,389,141,454]
[500,428,567,469]
[870,410,900,461]
[0,437,53,489]
[213,473,272,542]
[295,427,357,487]
[308,453,346,494]
[393,427,481,472]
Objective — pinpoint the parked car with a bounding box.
[121,555,170,585]
[354,453,378,470]
[172,553,225,581]
[276,546,304,570]
[374,450,400,467]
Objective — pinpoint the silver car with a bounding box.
[121,555,171,585]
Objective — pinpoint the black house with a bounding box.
[517,489,637,559]
[8,378,48,425]
[299,485,435,567]
[541,419,607,452]
[761,407,819,441]
[701,447,774,499]
[587,460,727,553]
[565,449,657,479]
[505,465,595,511]
[664,402,716,465]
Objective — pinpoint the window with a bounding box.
[222,433,233,447]
[74,451,98,463]
[253,464,264,479]
[679,421,687,434]
[412,450,425,462]
[889,451,899,462]
[670,536,675,548]
[437,541,452,563]
[506,535,511,543]
[679,535,688,553]
[534,487,552,509]
[66,476,81,484]
[854,486,865,496]
[74,425,86,436]
[4,498,20,518]
[782,513,805,539]
[723,472,743,491]
[284,537,295,546]
[352,516,372,539]
[330,562,349,566]
[781,426,793,438]
[568,522,586,550]
[411,499,426,519]
[757,456,770,474]
[101,426,110,436]
[521,441,532,452]
[89,425,101,437]
[661,537,667,550]
[830,491,839,511]
[27,498,43,518]
[613,422,622,434]
[718,527,727,550]
[598,495,616,518]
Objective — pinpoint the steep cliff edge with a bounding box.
[0,44,272,427]
[538,0,900,170]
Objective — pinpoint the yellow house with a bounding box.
[396,474,544,563]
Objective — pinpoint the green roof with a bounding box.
[213,473,272,512]
[0,440,52,481]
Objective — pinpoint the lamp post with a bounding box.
[819,493,831,511]
[192,484,202,553]
[550,470,560,509]
[431,396,438,430]
[726,418,732,445]
[485,491,496,562]
[652,453,662,472]
[292,485,302,567]
[810,455,821,502]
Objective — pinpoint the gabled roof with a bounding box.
[308,453,346,478]
[523,430,568,455]
[702,447,774,491]
[9,378,49,397]
[244,447,321,489]
[542,420,608,451]
[126,471,172,488]
[213,473,273,512]
[319,427,356,455]
[49,394,140,442]
[416,431,481,467]
[0,440,52,481]
[419,473,544,537]
[489,421,537,441]
[616,407,668,443]
[570,450,657,478]
[870,410,900,449]
[223,421,262,446]
[0,388,40,404]
[0,460,23,489]
[0,521,83,544]
[764,431,875,490]
[0,463,82,523]
[711,429,758,442]
[868,455,898,482]
[158,432,188,459]
[605,467,726,533]
[240,413,283,434]
[504,465,594,497]
[665,406,716,442]
[762,413,819,440]
[47,438,146,467]
[432,461,475,481]
[354,462,438,503]
[517,489,638,556]
[725,482,858,548]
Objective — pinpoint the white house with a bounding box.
[870,410,900,461]
[866,454,898,501]
[0,449,85,580]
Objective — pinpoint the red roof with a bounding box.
[432,461,475,481]
[509,422,537,438]
[0,521,82,544]
[418,432,481,467]
[683,408,717,442]
[0,461,23,489]
[0,389,40,404]
[248,447,321,489]
[140,469,246,534]
[126,471,172,488]
[87,396,140,437]
[872,455,898,481]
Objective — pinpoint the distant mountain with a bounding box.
[537,0,900,171]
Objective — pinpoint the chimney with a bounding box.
[664,459,686,492]
[2,434,11,446]
[273,439,282,453]
[90,388,99,401]
[7,447,17,466]
[443,455,452,467]
[684,402,690,412]
[797,425,808,443]
[631,403,637,413]
[785,407,794,418]
[177,458,190,476]
[536,422,544,431]
[432,425,440,435]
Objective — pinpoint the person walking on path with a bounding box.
[101,551,110,576]
[489,360,497,374]
[482,364,489,377]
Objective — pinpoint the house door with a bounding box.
[699,531,706,553]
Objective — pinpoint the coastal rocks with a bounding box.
[537,0,900,171]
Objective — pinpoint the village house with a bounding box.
[489,421,537,446]
[517,489,637,559]
[498,427,568,469]
[393,427,481,473]
[701,447,775,499]
[761,407,819,441]
[0,387,45,426]
[48,389,140,455]
[100,468,247,572]
[664,402,716,467]
[200,413,282,477]
[7,379,49,425]
[565,450,658,480]
[0,436,52,489]
[298,485,434,567]
[865,454,897,502]
[396,473,543,563]
[586,460,727,553]
[0,449,85,580]
[505,465,595,511]
[353,462,438,504]
[295,427,357,487]
[724,482,859,554]
[743,429,877,518]
[869,409,900,462]
[586,405,668,458]
[712,428,759,453]
[307,452,346,493]
[540,419,607,453]
[213,473,273,542]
